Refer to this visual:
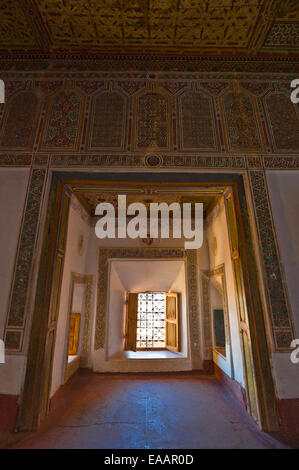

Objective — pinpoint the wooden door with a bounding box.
[224,188,259,423]
[165,293,179,352]
[68,313,81,355]
[125,293,138,351]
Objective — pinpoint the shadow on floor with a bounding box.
[2,370,297,449]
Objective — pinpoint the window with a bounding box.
[137,292,166,349]
[125,292,180,352]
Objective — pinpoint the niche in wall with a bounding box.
[106,259,189,361]
[64,273,93,383]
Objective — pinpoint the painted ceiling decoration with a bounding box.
[0,0,299,56]
[71,184,223,217]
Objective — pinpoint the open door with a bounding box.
[224,188,260,423]
[125,293,138,351]
[165,293,180,352]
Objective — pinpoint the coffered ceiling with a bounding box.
[0,0,298,56]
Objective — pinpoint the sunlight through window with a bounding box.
[136,292,166,349]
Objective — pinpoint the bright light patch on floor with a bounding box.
[136,292,166,349]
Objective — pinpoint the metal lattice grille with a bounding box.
[136,292,166,349]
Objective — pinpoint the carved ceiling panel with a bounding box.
[37,0,261,48]
[262,0,299,50]
[0,0,38,49]
[0,1,298,55]
[72,186,221,217]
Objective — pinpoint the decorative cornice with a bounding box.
[0,154,298,170]
[0,55,299,74]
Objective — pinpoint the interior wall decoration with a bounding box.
[134,90,171,152]
[0,90,40,149]
[221,91,263,153]
[4,168,46,352]
[0,66,297,354]
[88,90,127,151]
[249,170,295,350]
[263,91,299,152]
[40,91,84,152]
[0,75,298,156]
[179,90,218,152]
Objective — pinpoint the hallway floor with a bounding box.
[8,371,289,449]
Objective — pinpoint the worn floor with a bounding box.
[7,371,289,449]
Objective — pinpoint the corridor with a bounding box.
[7,371,288,449]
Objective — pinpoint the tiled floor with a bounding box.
[7,371,290,449]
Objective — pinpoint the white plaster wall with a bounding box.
[114,259,184,292]
[0,168,30,395]
[0,355,27,395]
[271,354,299,399]
[197,227,210,270]
[266,171,299,398]
[206,198,245,386]
[72,283,86,313]
[50,199,91,397]
[169,263,189,357]
[107,264,126,358]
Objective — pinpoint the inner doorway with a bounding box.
[18,172,279,434]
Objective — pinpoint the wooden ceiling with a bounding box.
[0,0,298,56]
[71,184,223,217]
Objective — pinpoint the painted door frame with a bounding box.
[17,171,279,432]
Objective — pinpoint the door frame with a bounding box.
[17,171,279,432]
